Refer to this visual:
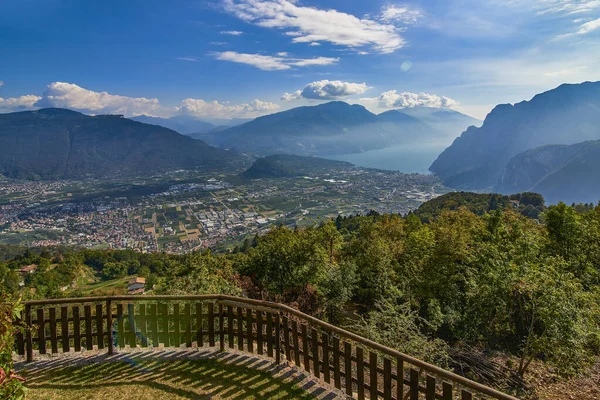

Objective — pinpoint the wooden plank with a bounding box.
[218,303,224,351]
[266,311,273,357]
[84,305,93,350]
[72,305,81,351]
[246,307,253,353]
[208,302,215,347]
[37,308,46,354]
[282,315,290,361]
[60,306,69,353]
[356,346,365,400]
[184,303,192,347]
[106,300,113,355]
[161,303,169,346]
[173,303,181,347]
[461,390,473,400]
[95,304,104,349]
[396,358,404,400]
[227,306,234,348]
[25,305,32,362]
[127,303,136,348]
[275,313,281,364]
[383,357,392,400]
[410,369,419,400]
[442,382,453,400]
[344,342,352,396]
[311,328,320,379]
[292,320,300,365]
[196,302,203,347]
[370,352,378,400]
[322,332,330,384]
[302,324,310,373]
[139,304,147,347]
[149,303,158,347]
[256,310,263,355]
[333,336,341,390]
[49,307,58,354]
[237,306,243,351]
[116,304,124,349]
[426,375,436,400]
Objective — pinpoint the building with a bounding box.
[19,264,38,277]
[128,277,146,294]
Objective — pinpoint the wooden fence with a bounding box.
[14,295,519,400]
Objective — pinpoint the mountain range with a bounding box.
[130,115,216,136]
[430,81,600,192]
[196,102,480,157]
[0,108,244,180]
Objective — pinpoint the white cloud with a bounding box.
[35,82,162,116]
[176,57,198,62]
[276,52,288,56]
[0,95,42,112]
[0,81,3,88]
[176,98,279,119]
[532,0,600,15]
[367,90,459,109]
[220,30,244,35]
[282,80,370,101]
[210,41,229,45]
[223,0,407,53]
[379,5,423,25]
[308,42,321,46]
[213,51,339,70]
[543,66,588,77]
[576,17,600,34]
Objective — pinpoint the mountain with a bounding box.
[430,81,600,190]
[498,140,600,204]
[198,101,447,156]
[242,154,353,179]
[129,115,216,135]
[0,108,243,180]
[398,107,481,138]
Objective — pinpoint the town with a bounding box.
[0,166,447,253]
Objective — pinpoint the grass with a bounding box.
[23,357,315,400]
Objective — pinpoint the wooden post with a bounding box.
[106,299,113,355]
[61,306,69,353]
[184,303,192,347]
[302,324,310,373]
[116,303,124,349]
[275,313,281,364]
[96,304,104,349]
[37,308,46,354]
[149,303,158,347]
[256,310,263,355]
[397,358,404,400]
[173,303,180,347]
[311,328,319,378]
[370,352,378,400]
[196,302,203,347]
[357,346,365,400]
[246,307,253,353]
[282,315,290,361]
[266,311,273,357]
[49,307,58,354]
[322,333,330,384]
[228,306,234,348]
[218,303,224,351]
[161,303,169,346]
[461,390,473,400]
[292,320,300,365]
[25,305,32,362]
[208,302,215,347]
[383,357,392,400]
[237,307,243,351]
[84,305,93,350]
[73,305,81,352]
[410,369,419,400]
[344,342,353,396]
[442,382,453,400]
[426,375,436,400]
[333,336,341,390]
[127,303,136,348]
[139,304,147,347]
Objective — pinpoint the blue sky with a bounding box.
[1,0,599,120]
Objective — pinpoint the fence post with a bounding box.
[25,304,32,362]
[107,299,113,355]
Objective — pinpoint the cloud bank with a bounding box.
[282,80,370,101]
[213,51,339,70]
[364,90,460,109]
[223,0,409,53]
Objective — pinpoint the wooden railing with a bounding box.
[14,295,519,400]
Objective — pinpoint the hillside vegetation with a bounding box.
[3,196,600,398]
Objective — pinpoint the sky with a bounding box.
[0,0,599,120]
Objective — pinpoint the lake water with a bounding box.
[324,144,447,174]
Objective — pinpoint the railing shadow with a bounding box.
[19,348,342,399]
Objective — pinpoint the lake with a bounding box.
[324,143,448,174]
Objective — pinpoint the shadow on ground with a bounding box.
[16,349,344,399]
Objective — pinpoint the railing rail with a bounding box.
[14,295,519,400]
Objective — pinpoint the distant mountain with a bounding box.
[242,154,353,179]
[498,140,600,204]
[129,115,216,135]
[398,107,481,138]
[430,81,600,190]
[0,108,243,180]
[198,101,458,156]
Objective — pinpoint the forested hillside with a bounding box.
[2,199,599,398]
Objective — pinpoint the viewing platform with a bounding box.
[14,295,519,400]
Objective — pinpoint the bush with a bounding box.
[0,295,26,399]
